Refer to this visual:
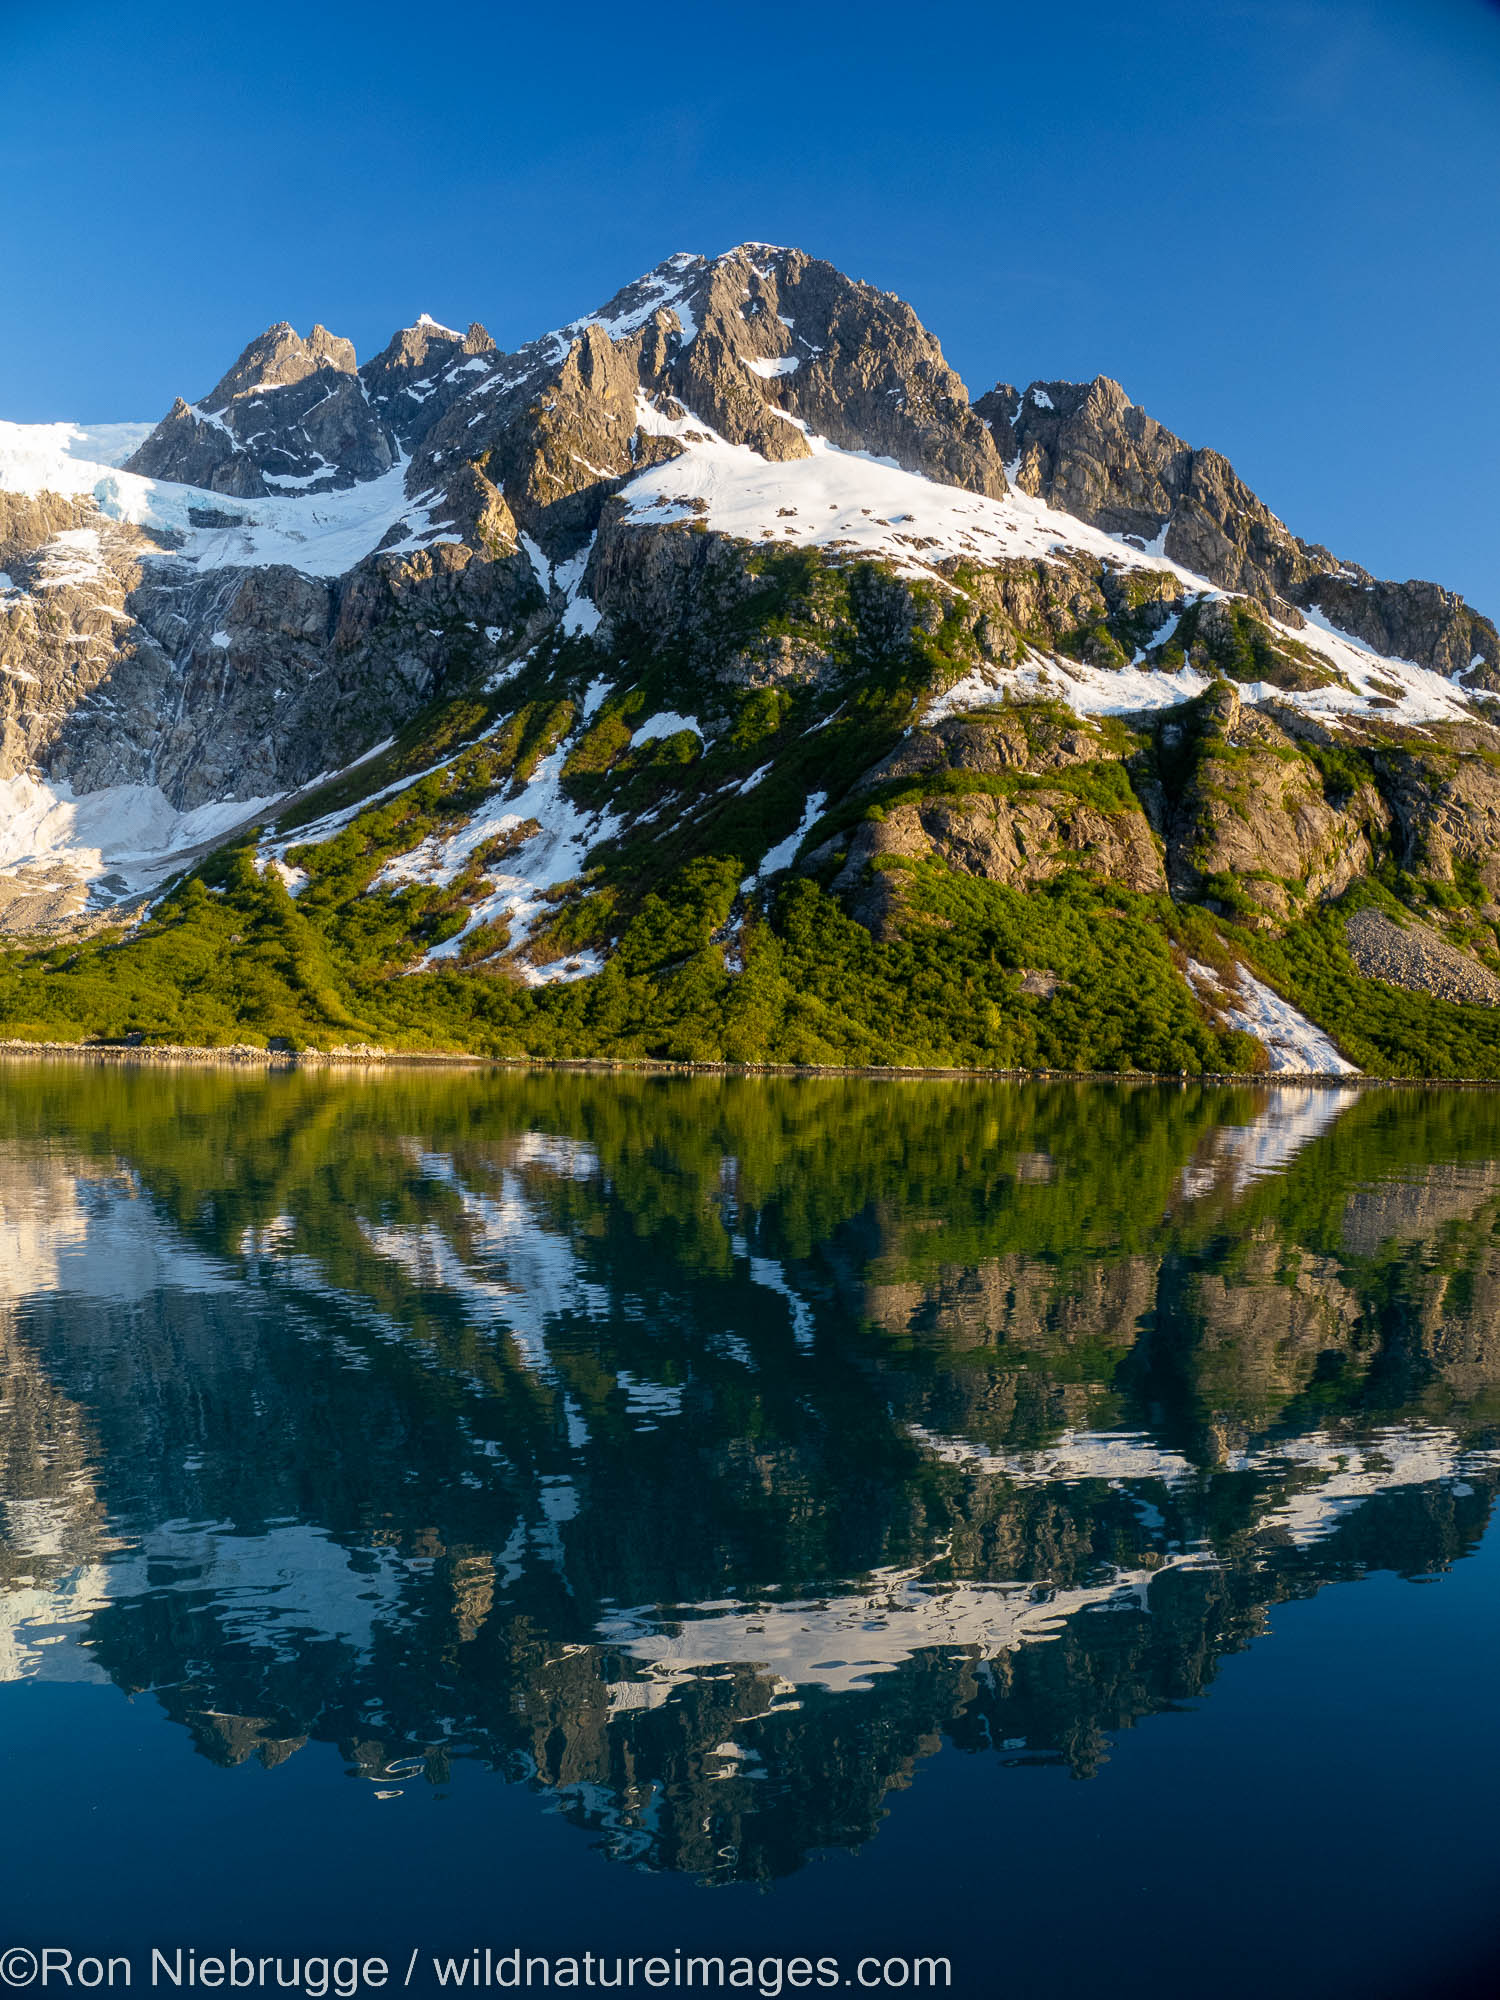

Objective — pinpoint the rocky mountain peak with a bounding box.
[720,245,1008,497]
[359,317,501,450]
[976,370,1500,686]
[407,241,1010,568]
[573,242,1008,493]
[370,317,463,373]
[201,321,359,410]
[123,318,395,500]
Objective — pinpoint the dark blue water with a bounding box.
[0,1067,1496,1997]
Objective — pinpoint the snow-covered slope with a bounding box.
[0,421,447,579]
[0,774,274,900]
[0,420,155,482]
[619,412,1478,731]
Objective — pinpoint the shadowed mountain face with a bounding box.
[121,323,398,498]
[0,1066,1497,1888]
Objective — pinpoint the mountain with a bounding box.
[0,242,1498,1076]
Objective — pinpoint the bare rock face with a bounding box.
[360,318,499,451]
[430,463,520,560]
[206,322,358,401]
[586,507,843,686]
[1307,573,1490,683]
[475,322,645,553]
[666,253,815,465]
[414,317,679,566]
[665,248,1008,495]
[0,481,540,808]
[124,323,399,497]
[980,377,1313,610]
[1378,747,1500,894]
[831,788,1165,937]
[979,374,1500,687]
[0,499,170,783]
[1166,686,1388,920]
[857,711,1110,790]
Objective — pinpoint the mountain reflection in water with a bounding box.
[0,1066,1497,1892]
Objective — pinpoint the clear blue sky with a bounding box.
[3,0,1498,609]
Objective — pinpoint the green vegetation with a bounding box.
[0,851,1261,1070]
[1152,600,1333,691]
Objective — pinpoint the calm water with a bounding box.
[0,1065,1497,1997]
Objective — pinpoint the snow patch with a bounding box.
[927,654,1211,724]
[557,259,704,351]
[617,425,1202,589]
[263,857,308,896]
[631,710,700,747]
[1283,604,1476,726]
[519,533,551,592]
[0,420,154,490]
[373,747,618,969]
[752,790,827,879]
[563,596,601,636]
[34,527,105,589]
[522,949,606,987]
[0,773,276,903]
[1188,961,1359,1075]
[0,422,438,581]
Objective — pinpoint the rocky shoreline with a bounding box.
[0,1037,1493,1088]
